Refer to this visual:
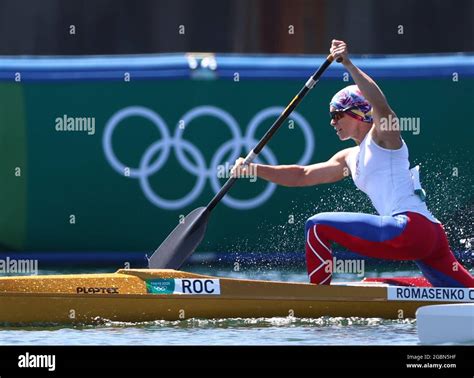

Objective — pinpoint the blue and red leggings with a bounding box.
[305,211,474,288]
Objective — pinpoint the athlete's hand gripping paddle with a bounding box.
[148,54,338,269]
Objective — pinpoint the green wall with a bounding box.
[0,78,472,253]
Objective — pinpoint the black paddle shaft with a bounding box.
[148,54,337,269]
[207,55,336,211]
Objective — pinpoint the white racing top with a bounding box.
[345,132,440,223]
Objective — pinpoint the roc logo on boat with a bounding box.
[146,278,221,295]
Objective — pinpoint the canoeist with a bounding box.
[233,40,474,288]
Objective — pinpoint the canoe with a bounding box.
[0,269,472,324]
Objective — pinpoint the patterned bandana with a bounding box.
[329,85,373,123]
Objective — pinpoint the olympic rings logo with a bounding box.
[103,105,315,210]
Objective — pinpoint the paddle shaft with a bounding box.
[149,54,339,269]
[207,54,336,211]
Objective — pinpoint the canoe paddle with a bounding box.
[148,54,339,269]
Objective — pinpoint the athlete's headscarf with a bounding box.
[329,85,373,123]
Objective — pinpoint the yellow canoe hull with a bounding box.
[0,269,470,324]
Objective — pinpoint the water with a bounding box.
[0,266,470,346]
[0,317,418,346]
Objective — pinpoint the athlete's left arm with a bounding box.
[330,40,402,148]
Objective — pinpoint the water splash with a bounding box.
[80,316,417,330]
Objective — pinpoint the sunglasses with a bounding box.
[329,106,362,122]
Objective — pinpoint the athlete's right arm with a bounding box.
[232,148,351,187]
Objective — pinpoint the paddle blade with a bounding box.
[148,207,210,269]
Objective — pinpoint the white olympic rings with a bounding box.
[103,105,315,210]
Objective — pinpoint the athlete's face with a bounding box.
[330,107,360,141]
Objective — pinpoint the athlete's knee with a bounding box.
[305,212,332,234]
[305,214,333,286]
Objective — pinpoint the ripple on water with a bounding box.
[0,316,419,345]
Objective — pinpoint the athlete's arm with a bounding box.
[232,148,351,187]
[330,40,402,148]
